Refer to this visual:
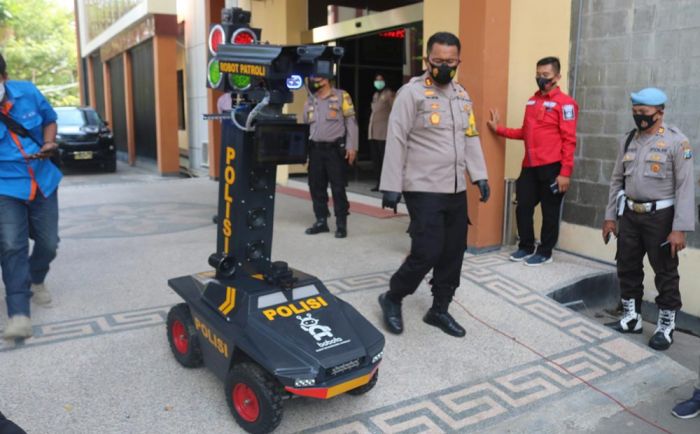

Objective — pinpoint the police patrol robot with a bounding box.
[165,8,385,434]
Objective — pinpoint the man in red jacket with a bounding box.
[487,57,578,266]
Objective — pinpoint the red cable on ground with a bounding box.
[452,299,672,434]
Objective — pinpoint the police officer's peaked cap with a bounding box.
[630,87,667,106]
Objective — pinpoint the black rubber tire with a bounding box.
[346,369,378,396]
[166,303,203,368]
[225,363,284,434]
[103,159,117,173]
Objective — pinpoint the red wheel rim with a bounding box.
[233,383,260,422]
[171,320,189,354]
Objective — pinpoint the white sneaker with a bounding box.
[3,315,33,340]
[31,283,52,306]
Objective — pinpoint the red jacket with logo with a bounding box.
[496,87,578,177]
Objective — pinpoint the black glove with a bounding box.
[474,180,490,203]
[381,191,402,214]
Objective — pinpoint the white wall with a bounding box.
[179,0,209,175]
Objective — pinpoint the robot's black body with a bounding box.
[166,8,384,434]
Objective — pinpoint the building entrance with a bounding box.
[303,24,420,196]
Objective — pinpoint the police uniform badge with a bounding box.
[563,104,575,120]
[681,141,693,159]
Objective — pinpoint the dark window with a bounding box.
[177,69,186,130]
[109,55,128,153]
[130,40,157,160]
[91,53,105,119]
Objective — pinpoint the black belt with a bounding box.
[310,139,343,149]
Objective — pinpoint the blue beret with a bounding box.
[630,87,667,106]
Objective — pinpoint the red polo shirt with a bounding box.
[496,87,578,177]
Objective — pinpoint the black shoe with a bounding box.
[423,309,466,337]
[305,219,329,235]
[335,217,347,238]
[378,292,403,334]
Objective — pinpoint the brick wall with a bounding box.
[567,0,700,246]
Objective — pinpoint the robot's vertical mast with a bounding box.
[203,7,342,280]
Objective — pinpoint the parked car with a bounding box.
[55,107,117,172]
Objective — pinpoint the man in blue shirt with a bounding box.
[0,53,62,340]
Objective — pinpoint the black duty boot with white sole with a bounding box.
[606,298,643,334]
[649,309,675,351]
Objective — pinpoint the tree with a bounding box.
[0,0,78,106]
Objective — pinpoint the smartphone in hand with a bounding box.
[549,180,559,195]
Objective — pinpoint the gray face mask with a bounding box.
[0,82,5,102]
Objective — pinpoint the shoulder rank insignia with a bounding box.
[465,111,479,137]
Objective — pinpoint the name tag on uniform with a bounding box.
[543,101,557,108]
[562,104,575,120]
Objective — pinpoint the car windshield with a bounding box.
[56,108,104,127]
[56,109,86,127]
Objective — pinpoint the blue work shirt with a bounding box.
[0,80,62,200]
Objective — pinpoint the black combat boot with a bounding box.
[423,298,466,337]
[335,215,347,238]
[378,292,403,334]
[305,218,330,235]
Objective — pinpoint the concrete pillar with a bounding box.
[153,33,180,175]
[206,0,225,179]
[458,0,511,250]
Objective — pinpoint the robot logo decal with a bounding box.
[296,313,351,352]
[297,313,333,341]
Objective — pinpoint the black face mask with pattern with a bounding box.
[633,112,659,131]
[309,81,323,94]
[429,63,457,85]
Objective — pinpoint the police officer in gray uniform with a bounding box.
[603,87,695,351]
[303,76,358,238]
[378,32,490,338]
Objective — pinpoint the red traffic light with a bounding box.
[208,25,226,55]
[232,28,257,45]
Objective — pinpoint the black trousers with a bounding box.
[515,162,564,257]
[369,139,386,186]
[388,192,467,303]
[308,144,349,219]
[617,206,681,311]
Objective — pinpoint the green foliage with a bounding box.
[0,0,78,106]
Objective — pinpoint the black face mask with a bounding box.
[536,77,554,92]
[309,81,323,93]
[633,112,659,131]
[429,63,457,85]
